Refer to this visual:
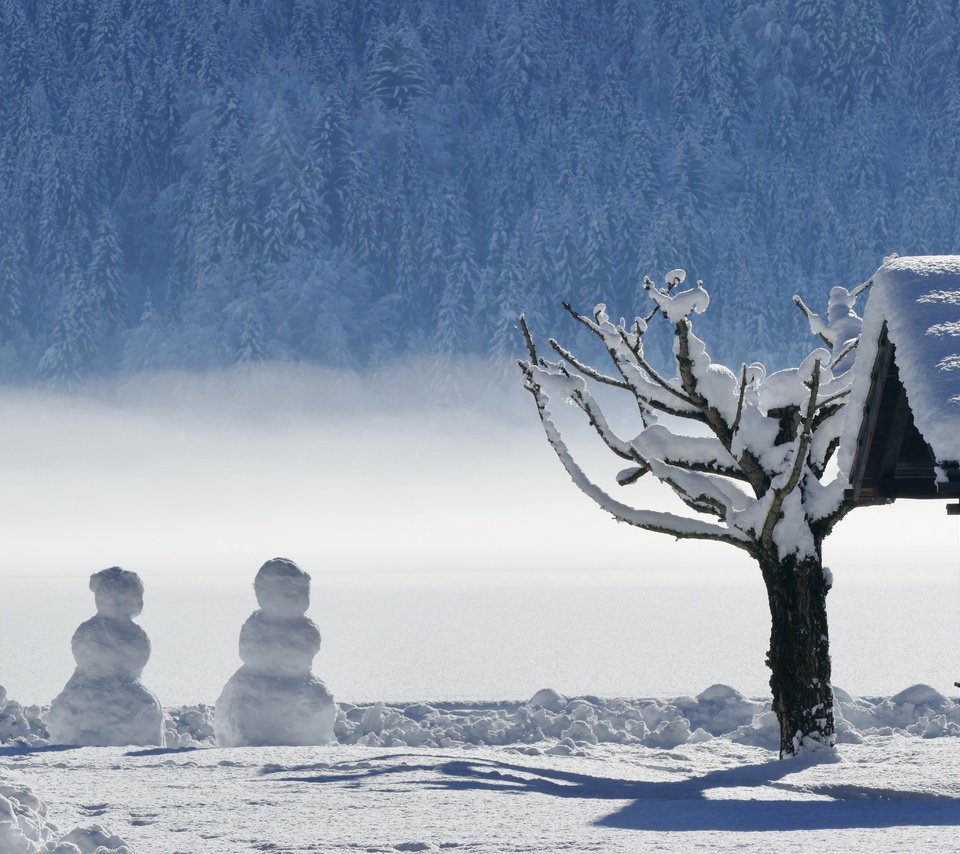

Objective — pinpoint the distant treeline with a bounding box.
[0,0,958,381]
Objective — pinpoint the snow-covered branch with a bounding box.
[518,360,754,551]
[520,268,871,565]
[760,358,821,551]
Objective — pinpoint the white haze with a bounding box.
[0,359,748,583]
[0,360,958,703]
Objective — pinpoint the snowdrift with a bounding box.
[4,682,960,755]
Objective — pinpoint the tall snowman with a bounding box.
[215,558,335,746]
[47,567,164,746]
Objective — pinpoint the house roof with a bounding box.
[841,255,960,503]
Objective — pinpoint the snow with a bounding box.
[46,569,163,748]
[841,255,960,474]
[214,559,335,747]
[3,684,960,852]
[0,780,131,853]
[644,277,710,322]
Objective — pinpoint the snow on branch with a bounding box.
[559,301,704,421]
[643,275,710,322]
[518,358,753,551]
[520,268,871,563]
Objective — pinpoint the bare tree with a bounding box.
[518,271,869,758]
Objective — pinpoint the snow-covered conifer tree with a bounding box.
[38,274,101,381]
[89,213,124,329]
[519,271,869,758]
[237,310,265,363]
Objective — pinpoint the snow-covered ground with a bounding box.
[4,687,960,852]
[5,731,960,852]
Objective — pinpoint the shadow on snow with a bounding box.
[260,752,960,833]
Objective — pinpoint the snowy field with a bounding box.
[4,719,960,852]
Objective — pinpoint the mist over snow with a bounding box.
[0,361,958,707]
[0,358,752,581]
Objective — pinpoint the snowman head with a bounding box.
[90,566,145,618]
[254,557,311,617]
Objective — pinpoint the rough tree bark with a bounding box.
[760,551,835,754]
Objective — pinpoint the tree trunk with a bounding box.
[760,552,835,758]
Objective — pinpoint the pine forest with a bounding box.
[1,0,958,381]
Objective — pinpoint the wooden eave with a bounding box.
[845,322,960,505]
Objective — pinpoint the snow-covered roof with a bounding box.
[841,255,960,479]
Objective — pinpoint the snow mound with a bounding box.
[331,685,960,752]
[890,683,949,708]
[675,684,766,735]
[4,682,960,753]
[528,688,567,712]
[0,781,132,853]
[836,684,960,736]
[0,686,48,747]
[333,687,760,751]
[163,705,216,748]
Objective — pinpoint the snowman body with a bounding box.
[215,559,335,746]
[47,568,164,747]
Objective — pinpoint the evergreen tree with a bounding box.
[0,235,24,332]
[38,274,101,381]
[89,212,125,329]
[237,309,266,362]
[364,18,431,111]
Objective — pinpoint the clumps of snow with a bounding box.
[528,688,567,712]
[163,705,216,748]
[0,780,132,853]
[0,686,48,747]
[335,688,750,752]
[644,275,710,322]
[5,682,960,755]
[58,825,132,854]
[0,782,56,853]
[836,684,960,737]
[331,684,960,753]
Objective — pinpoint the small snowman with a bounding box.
[47,567,164,746]
[215,558,335,746]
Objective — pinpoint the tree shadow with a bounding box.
[0,743,76,756]
[124,745,201,757]
[262,752,960,832]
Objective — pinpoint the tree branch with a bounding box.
[815,387,851,412]
[761,359,821,548]
[519,361,753,551]
[731,363,748,437]
[519,313,539,364]
[548,338,630,389]
[829,337,859,371]
[792,295,831,348]
[561,301,703,419]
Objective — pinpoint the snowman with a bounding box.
[47,567,164,746]
[215,558,335,746]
